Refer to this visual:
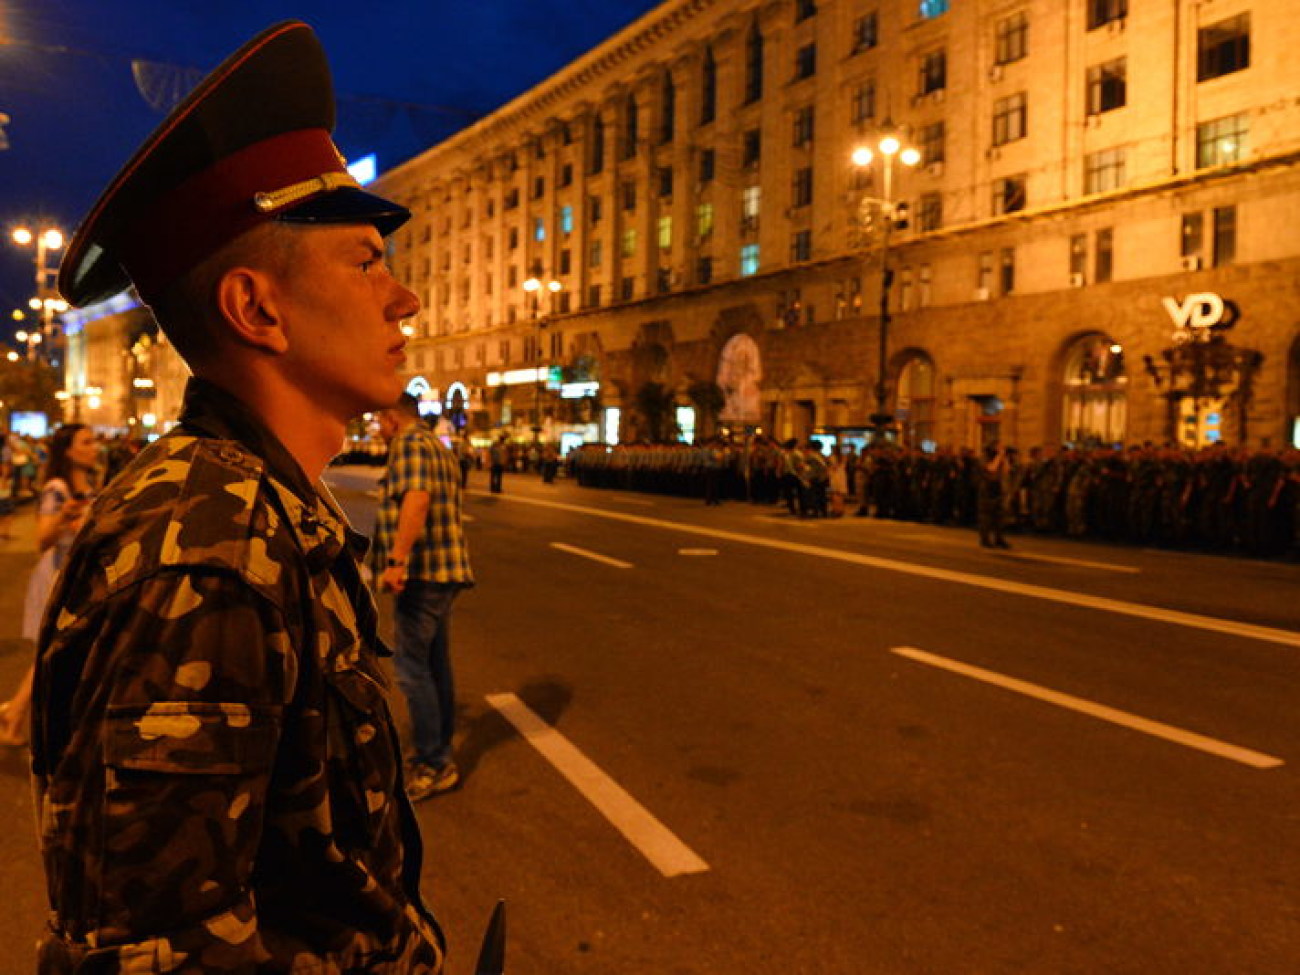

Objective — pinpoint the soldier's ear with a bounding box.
[215,266,289,355]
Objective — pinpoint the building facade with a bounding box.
[264,2,1300,449]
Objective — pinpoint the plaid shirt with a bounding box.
[373,423,474,587]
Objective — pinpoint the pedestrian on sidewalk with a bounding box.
[30,22,445,972]
[488,434,508,493]
[0,424,98,747]
[977,443,1012,549]
[373,394,475,800]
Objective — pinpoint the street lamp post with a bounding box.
[11,226,66,361]
[522,275,562,444]
[851,132,920,443]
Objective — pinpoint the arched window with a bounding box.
[1062,333,1127,445]
[896,354,937,449]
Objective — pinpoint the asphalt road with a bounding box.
[1,468,1296,973]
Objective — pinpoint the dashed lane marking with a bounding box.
[549,542,633,569]
[474,491,1300,649]
[486,692,710,877]
[892,646,1285,769]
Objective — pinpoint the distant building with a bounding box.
[373,0,1300,450]
[59,293,187,437]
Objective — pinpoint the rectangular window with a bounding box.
[557,292,571,314]
[920,121,945,165]
[899,268,914,311]
[851,80,876,126]
[504,188,520,210]
[560,205,574,235]
[795,0,816,22]
[1180,212,1204,259]
[658,166,674,198]
[656,267,672,293]
[533,217,545,242]
[532,176,545,199]
[621,276,635,301]
[622,182,637,211]
[1094,228,1113,283]
[793,105,815,147]
[589,196,603,225]
[658,216,673,250]
[791,230,812,263]
[1212,205,1236,266]
[742,128,762,168]
[918,192,942,232]
[992,91,1028,145]
[919,264,933,307]
[1084,147,1126,193]
[1196,114,1248,168]
[995,11,1029,64]
[745,26,764,103]
[508,227,519,250]
[590,238,603,268]
[1086,0,1127,31]
[741,185,761,233]
[697,256,714,285]
[740,243,760,277]
[621,229,637,257]
[795,43,817,81]
[1086,58,1127,115]
[696,202,714,240]
[919,0,949,18]
[559,249,571,274]
[792,167,813,208]
[1000,246,1016,294]
[919,50,947,95]
[560,163,573,188]
[1198,14,1250,81]
[852,12,878,54]
[587,283,602,308]
[993,175,1027,214]
[700,149,715,183]
[978,251,994,294]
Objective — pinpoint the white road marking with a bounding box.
[550,542,633,569]
[892,646,1285,769]
[478,492,1300,649]
[678,548,718,556]
[606,496,656,507]
[999,551,1138,574]
[486,692,710,877]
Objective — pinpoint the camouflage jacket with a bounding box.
[31,380,444,973]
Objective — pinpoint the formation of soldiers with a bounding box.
[568,438,1300,559]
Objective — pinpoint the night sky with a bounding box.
[0,0,661,338]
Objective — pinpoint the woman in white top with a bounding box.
[0,423,98,746]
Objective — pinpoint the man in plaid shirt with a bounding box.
[374,393,475,799]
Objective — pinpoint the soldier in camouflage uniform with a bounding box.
[31,23,445,973]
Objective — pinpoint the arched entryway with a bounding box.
[1061,332,1127,446]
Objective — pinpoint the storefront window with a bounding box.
[1062,333,1127,445]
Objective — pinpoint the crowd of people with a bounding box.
[568,437,1300,559]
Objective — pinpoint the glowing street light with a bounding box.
[851,127,921,443]
[522,275,563,444]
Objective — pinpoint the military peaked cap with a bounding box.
[59,20,410,308]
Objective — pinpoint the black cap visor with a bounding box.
[278,186,410,237]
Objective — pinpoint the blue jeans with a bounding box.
[393,581,459,769]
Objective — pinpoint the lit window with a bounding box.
[560,205,574,235]
[919,0,949,20]
[621,229,637,257]
[1196,114,1248,168]
[696,202,714,239]
[740,243,760,276]
[533,217,545,242]
[1084,147,1126,193]
[658,216,673,250]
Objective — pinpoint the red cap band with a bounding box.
[118,128,344,301]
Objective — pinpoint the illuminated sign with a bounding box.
[347,154,378,186]
[1162,292,1237,338]
[560,381,600,399]
[487,368,551,387]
